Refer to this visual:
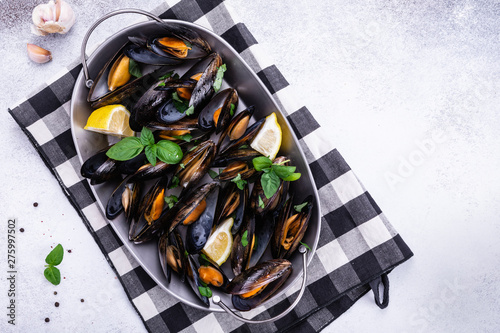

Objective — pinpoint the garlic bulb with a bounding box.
[27,44,52,63]
[32,0,75,36]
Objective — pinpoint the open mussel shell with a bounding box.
[106,176,142,221]
[197,255,229,289]
[217,161,255,181]
[250,177,287,217]
[80,146,120,185]
[185,255,210,307]
[198,88,238,134]
[227,259,293,311]
[158,229,186,283]
[174,140,216,193]
[231,211,255,276]
[214,182,248,234]
[212,148,263,167]
[88,43,172,110]
[272,195,313,259]
[154,53,222,125]
[132,72,176,127]
[147,23,211,60]
[185,184,219,254]
[131,183,218,244]
[219,113,264,155]
[217,106,256,152]
[129,176,169,243]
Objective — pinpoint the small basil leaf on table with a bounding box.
[45,244,64,266]
[44,266,61,285]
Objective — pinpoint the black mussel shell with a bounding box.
[185,255,209,307]
[217,106,254,151]
[219,115,264,155]
[123,44,182,66]
[174,140,216,193]
[231,212,255,276]
[217,161,255,181]
[198,88,238,134]
[185,184,219,254]
[159,230,186,283]
[212,148,263,167]
[272,195,313,259]
[128,161,173,183]
[249,212,276,268]
[117,152,147,175]
[129,177,169,243]
[197,255,229,289]
[81,147,120,185]
[227,259,292,311]
[214,182,248,234]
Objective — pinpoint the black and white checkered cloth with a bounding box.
[9,0,413,332]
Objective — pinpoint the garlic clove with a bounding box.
[27,43,52,64]
[32,0,75,36]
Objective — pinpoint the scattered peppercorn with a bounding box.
[54,291,57,295]
[67,249,72,253]
[45,318,50,323]
[55,302,59,307]
[34,202,38,207]
[80,299,84,303]
[20,228,25,232]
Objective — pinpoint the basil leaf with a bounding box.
[157,82,166,87]
[230,103,235,116]
[258,196,265,209]
[231,173,247,190]
[185,105,195,116]
[184,40,192,49]
[208,169,219,179]
[198,286,212,297]
[294,202,308,213]
[156,140,183,164]
[252,156,272,171]
[180,163,185,169]
[241,230,248,247]
[283,173,301,182]
[261,170,281,199]
[164,195,178,209]
[172,91,184,103]
[239,144,248,149]
[159,72,173,80]
[184,250,188,258]
[45,244,64,266]
[213,64,226,93]
[106,137,144,161]
[272,165,296,180]
[198,253,210,266]
[128,59,142,78]
[140,127,155,147]
[299,241,311,252]
[170,175,180,189]
[44,266,61,285]
[173,134,193,142]
[145,145,157,166]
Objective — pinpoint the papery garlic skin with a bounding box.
[27,43,52,63]
[32,0,75,36]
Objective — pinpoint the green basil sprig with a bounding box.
[172,91,195,115]
[106,127,183,166]
[231,173,247,190]
[128,59,142,78]
[252,156,301,199]
[44,244,64,285]
[213,64,226,92]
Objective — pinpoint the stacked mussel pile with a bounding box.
[81,24,313,310]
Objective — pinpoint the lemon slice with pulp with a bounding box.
[84,104,134,137]
[202,217,234,266]
[250,112,282,161]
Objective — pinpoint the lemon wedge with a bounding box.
[250,112,282,161]
[84,104,134,137]
[202,217,234,266]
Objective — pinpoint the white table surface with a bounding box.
[1,0,499,332]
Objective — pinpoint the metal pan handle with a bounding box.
[80,9,165,88]
[212,245,309,324]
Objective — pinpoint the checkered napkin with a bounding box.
[8,0,413,332]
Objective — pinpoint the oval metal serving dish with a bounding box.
[71,18,321,312]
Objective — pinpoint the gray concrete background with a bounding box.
[1,0,499,332]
